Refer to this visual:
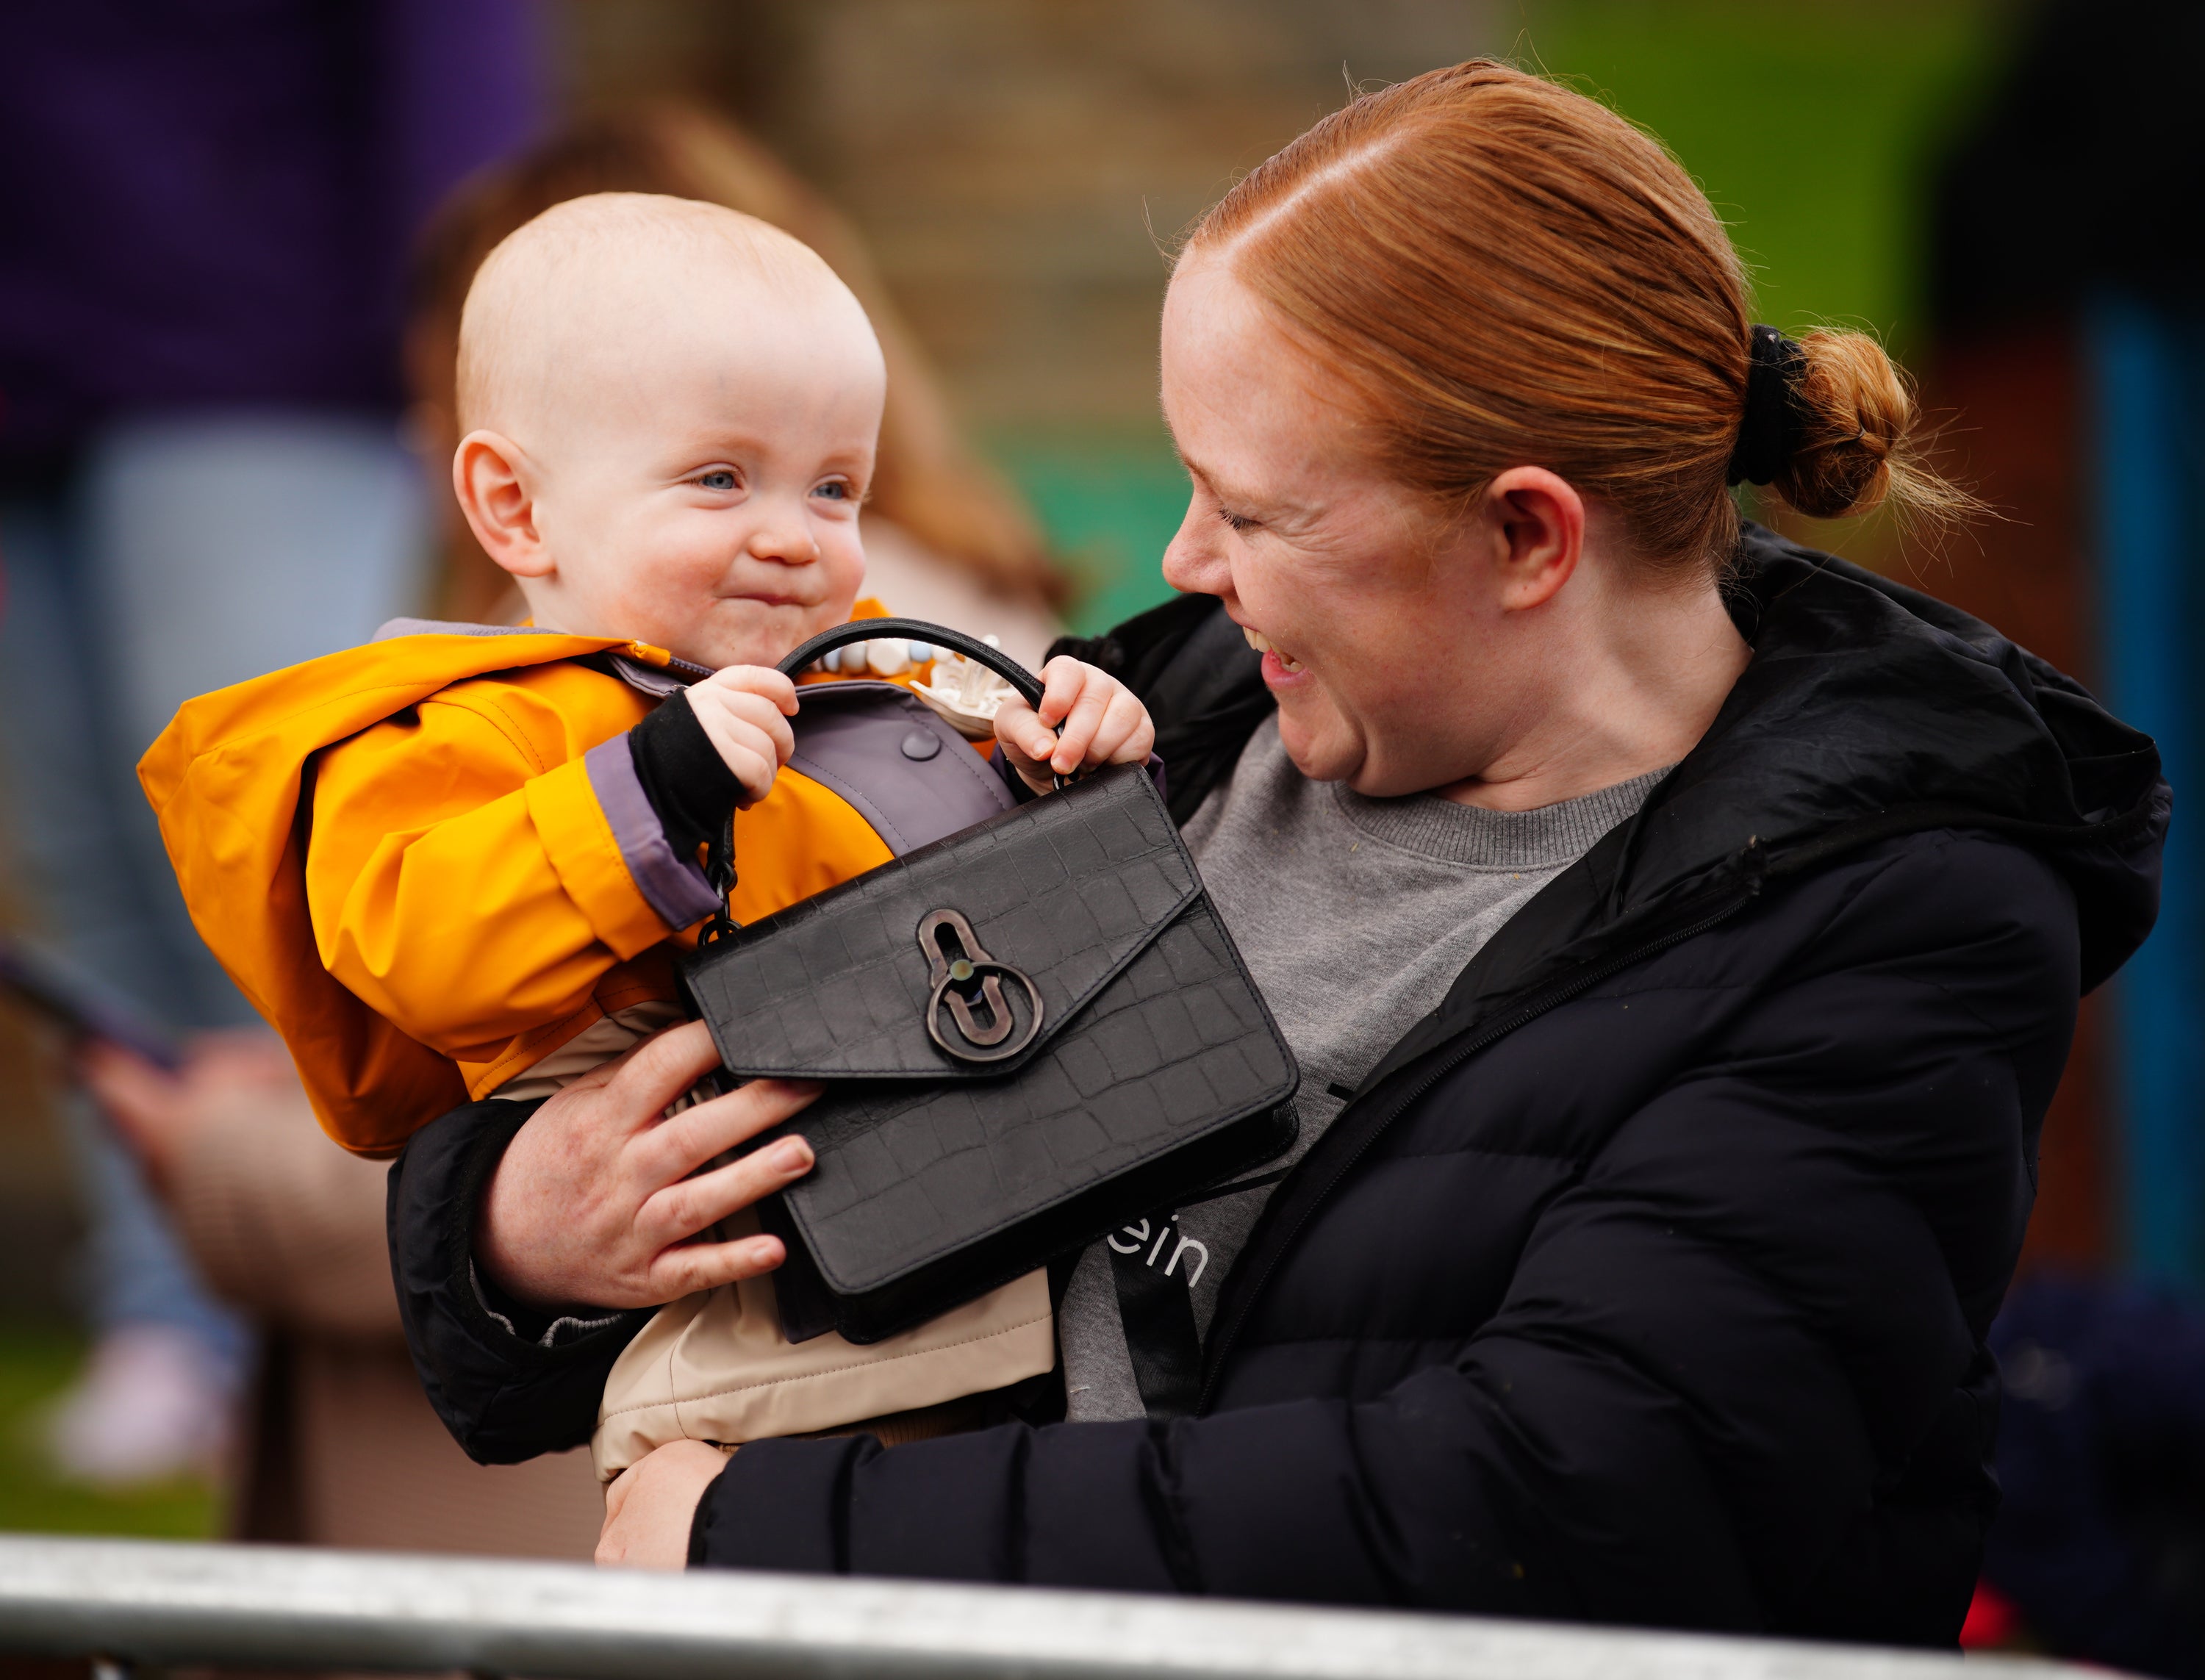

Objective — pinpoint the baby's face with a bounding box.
[507,280,884,670]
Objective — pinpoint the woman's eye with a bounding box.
[1219,506,1257,533]
[697,470,739,492]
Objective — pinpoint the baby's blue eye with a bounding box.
[698,470,738,492]
[813,481,850,501]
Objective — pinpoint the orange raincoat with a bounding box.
[140,609,915,1157]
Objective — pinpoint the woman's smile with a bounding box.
[1237,622,1308,676]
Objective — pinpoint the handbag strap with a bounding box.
[778,617,1047,708]
[697,808,742,949]
[1106,1167,1293,1421]
[1110,1230,1202,1419]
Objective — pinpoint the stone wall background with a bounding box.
[557,0,1505,431]
[548,1,2001,631]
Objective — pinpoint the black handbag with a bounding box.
[681,619,1299,1346]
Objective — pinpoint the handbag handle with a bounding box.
[698,619,1055,949]
[778,617,1047,710]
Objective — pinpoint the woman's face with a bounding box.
[1159,262,1538,798]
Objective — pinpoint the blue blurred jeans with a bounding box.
[0,412,426,1369]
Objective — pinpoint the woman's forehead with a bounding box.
[1163,274,1381,500]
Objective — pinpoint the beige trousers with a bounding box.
[593,1241,1054,1481]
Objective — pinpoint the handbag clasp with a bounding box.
[917,908,1044,1063]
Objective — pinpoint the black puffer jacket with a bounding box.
[390,529,2166,1643]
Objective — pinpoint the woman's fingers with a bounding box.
[634,1074,822,1188]
[638,1130,815,1249]
[644,1229,787,1299]
[601,1465,635,1526]
[604,1022,727,1131]
[478,1026,799,1313]
[596,1440,732,1570]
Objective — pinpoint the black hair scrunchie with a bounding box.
[1727,323,1807,488]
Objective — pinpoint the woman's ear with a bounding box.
[453,430,553,581]
[1481,466,1585,612]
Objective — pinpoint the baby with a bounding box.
[143,193,1153,1476]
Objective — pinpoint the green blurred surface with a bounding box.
[992,2,2008,631]
[993,428,1190,635]
[1516,0,2004,351]
[0,1323,220,1538]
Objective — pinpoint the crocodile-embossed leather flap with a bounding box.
[684,764,1202,1080]
[775,907,1297,1297]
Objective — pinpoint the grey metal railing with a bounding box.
[0,1532,2095,1680]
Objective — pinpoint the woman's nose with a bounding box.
[1162,499,1227,596]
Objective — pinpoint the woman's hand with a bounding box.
[994,656,1157,795]
[477,1020,820,1311]
[598,1440,731,1569]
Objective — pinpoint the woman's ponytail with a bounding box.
[1770,329,1977,529]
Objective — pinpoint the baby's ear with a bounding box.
[453,430,552,578]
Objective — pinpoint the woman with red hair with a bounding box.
[395,62,2166,1643]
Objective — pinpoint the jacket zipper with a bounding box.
[1195,886,1755,1415]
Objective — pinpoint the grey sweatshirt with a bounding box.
[1058,717,1666,1422]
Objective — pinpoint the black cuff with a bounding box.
[628,691,744,858]
[388,1096,651,1463]
[689,1436,878,1570]
[686,1460,728,1566]
[469,1248,562,1345]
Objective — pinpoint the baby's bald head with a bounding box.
[457,192,878,448]
[448,192,886,667]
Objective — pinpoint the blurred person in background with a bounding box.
[401,102,1068,664]
[79,1035,601,1555]
[0,2,543,1482]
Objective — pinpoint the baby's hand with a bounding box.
[686,666,799,807]
[994,657,1157,797]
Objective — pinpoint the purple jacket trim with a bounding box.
[788,686,1017,852]
[375,617,560,641]
[583,736,721,931]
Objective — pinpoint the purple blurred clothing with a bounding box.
[0,1,545,480]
